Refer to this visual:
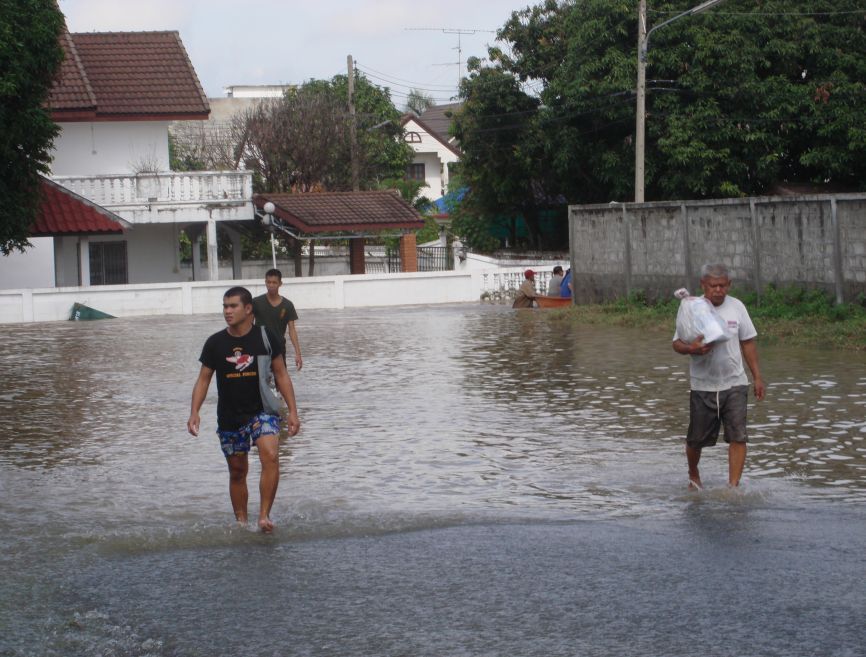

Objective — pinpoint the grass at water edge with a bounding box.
[546,292,866,351]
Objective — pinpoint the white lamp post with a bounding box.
[262,201,277,269]
[634,0,727,202]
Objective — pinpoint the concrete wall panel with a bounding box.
[569,195,866,303]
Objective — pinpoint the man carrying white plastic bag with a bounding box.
[672,264,765,490]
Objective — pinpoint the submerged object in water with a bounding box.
[70,302,115,321]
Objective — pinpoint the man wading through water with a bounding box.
[187,286,300,532]
[252,268,302,371]
[672,264,765,489]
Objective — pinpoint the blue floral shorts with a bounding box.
[217,412,281,457]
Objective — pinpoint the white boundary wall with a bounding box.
[0,268,562,324]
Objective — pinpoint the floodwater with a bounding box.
[0,304,864,657]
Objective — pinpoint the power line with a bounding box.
[648,8,866,16]
[355,64,458,92]
[357,70,458,96]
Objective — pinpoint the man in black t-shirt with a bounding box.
[252,268,302,370]
[187,286,300,533]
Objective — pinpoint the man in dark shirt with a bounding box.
[252,269,303,370]
[187,286,300,533]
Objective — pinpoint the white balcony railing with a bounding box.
[51,171,254,224]
[52,170,252,206]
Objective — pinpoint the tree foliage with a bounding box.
[451,57,559,249]
[406,88,435,115]
[237,73,413,193]
[0,0,65,254]
[169,118,246,171]
[378,177,433,211]
[454,0,866,219]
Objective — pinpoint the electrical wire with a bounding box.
[355,64,458,91]
[648,9,866,17]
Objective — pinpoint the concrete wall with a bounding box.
[413,152,445,199]
[568,194,866,303]
[0,266,565,324]
[51,121,171,176]
[54,235,82,287]
[0,238,55,288]
[126,225,186,284]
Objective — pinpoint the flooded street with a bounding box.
[1,304,864,656]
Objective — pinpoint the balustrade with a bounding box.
[51,171,252,208]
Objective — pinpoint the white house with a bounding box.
[401,103,462,201]
[223,84,293,99]
[0,29,254,290]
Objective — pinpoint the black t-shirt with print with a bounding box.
[199,326,284,431]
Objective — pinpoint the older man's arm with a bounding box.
[740,338,765,400]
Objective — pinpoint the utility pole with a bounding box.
[634,0,727,203]
[347,54,360,192]
[634,0,647,203]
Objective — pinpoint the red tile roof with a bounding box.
[49,31,97,115]
[255,191,425,235]
[49,31,209,121]
[32,178,128,236]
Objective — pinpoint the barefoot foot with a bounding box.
[687,464,703,491]
[258,517,274,533]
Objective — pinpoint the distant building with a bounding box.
[401,103,462,201]
[223,84,293,98]
[170,84,297,173]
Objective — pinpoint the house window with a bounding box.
[406,163,426,181]
[89,241,128,285]
[404,131,422,143]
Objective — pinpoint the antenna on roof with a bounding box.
[405,27,496,89]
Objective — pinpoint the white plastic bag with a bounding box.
[673,288,729,345]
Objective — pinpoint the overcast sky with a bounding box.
[58,0,520,108]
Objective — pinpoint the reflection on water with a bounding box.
[1,304,864,656]
[1,306,864,507]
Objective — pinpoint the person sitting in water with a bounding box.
[560,269,573,299]
[547,266,564,297]
[512,269,538,308]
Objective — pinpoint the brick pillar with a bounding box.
[349,237,366,274]
[399,233,417,273]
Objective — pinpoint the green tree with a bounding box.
[451,57,558,249]
[0,0,65,254]
[459,0,866,207]
[241,72,413,193]
[318,72,415,190]
[406,88,434,115]
[378,177,433,211]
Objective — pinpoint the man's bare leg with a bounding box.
[686,444,703,490]
[728,441,747,487]
[226,453,250,524]
[256,434,280,533]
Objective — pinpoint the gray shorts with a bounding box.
[686,385,749,449]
